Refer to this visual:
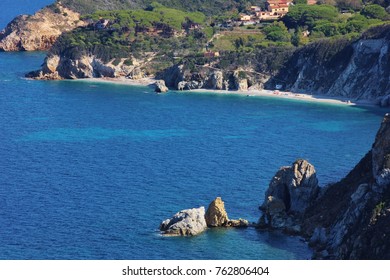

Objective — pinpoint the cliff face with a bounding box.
[26,53,151,80]
[261,114,390,259]
[268,25,390,105]
[160,64,271,91]
[0,3,85,51]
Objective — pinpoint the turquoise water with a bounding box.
[0,52,386,259]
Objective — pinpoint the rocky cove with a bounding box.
[161,114,390,259]
[24,24,390,107]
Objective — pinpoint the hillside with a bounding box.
[266,24,390,105]
[60,0,254,15]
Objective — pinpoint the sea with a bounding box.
[0,1,388,260]
[0,51,387,260]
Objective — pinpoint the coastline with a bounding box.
[77,77,376,107]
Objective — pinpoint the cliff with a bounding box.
[0,2,85,51]
[260,114,390,259]
[267,25,390,106]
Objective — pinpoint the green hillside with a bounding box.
[59,0,254,15]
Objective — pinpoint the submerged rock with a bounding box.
[160,207,207,236]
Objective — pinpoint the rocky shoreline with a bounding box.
[160,114,390,259]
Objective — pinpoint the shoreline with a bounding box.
[77,77,376,107]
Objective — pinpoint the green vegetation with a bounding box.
[263,22,291,43]
[59,0,254,15]
[50,4,211,75]
[49,1,390,78]
[283,4,390,42]
[362,4,390,20]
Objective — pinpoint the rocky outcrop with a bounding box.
[159,207,207,236]
[267,25,390,105]
[160,64,269,92]
[0,2,85,51]
[27,55,140,80]
[155,80,168,93]
[259,159,319,233]
[372,114,390,187]
[205,197,249,228]
[205,197,229,227]
[258,114,390,259]
[261,159,319,214]
[298,114,390,259]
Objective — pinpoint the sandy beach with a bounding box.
[79,77,375,107]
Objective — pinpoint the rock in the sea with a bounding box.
[226,218,249,227]
[205,197,229,227]
[205,197,249,228]
[259,159,319,232]
[160,207,207,236]
[262,159,319,214]
[155,80,168,93]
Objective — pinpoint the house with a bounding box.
[240,14,252,21]
[250,6,261,12]
[265,0,289,15]
[257,0,289,21]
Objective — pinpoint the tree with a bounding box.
[336,0,363,11]
[263,22,291,42]
[361,4,388,20]
[283,5,339,30]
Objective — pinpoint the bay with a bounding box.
[0,52,386,259]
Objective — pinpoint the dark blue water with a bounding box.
[0,52,386,259]
[0,0,54,29]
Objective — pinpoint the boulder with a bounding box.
[159,207,207,236]
[205,197,229,227]
[155,80,168,93]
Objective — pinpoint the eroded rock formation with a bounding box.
[205,197,249,228]
[259,159,319,233]
[155,80,168,93]
[0,2,85,51]
[205,197,229,227]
